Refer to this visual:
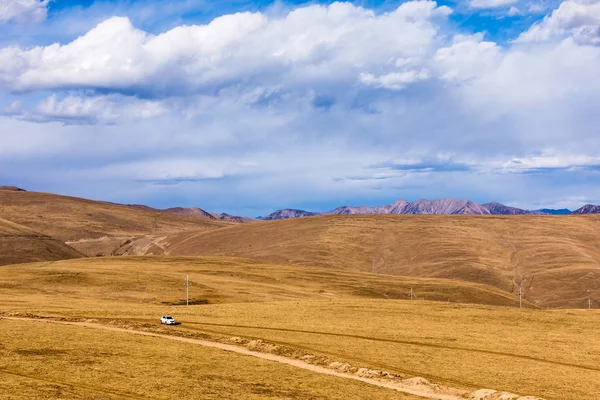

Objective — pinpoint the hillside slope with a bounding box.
[572,204,600,214]
[0,188,231,256]
[0,256,527,310]
[163,214,600,308]
[0,218,85,265]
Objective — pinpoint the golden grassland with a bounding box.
[177,300,600,400]
[1,257,599,399]
[163,214,600,308]
[0,189,230,256]
[3,189,600,308]
[0,256,527,311]
[0,319,422,400]
[0,218,84,266]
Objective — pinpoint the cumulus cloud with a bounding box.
[0,2,451,96]
[1,1,600,213]
[434,34,502,82]
[517,0,600,44]
[0,0,48,24]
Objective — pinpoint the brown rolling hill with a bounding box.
[0,187,232,257]
[0,256,528,309]
[0,217,85,266]
[161,214,600,308]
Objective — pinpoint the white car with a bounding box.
[160,315,177,325]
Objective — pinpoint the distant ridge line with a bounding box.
[260,199,593,220]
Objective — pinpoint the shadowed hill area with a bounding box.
[0,218,85,266]
[0,188,232,256]
[162,214,600,308]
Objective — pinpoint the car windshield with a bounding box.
[165,316,173,319]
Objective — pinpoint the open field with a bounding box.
[0,256,527,311]
[0,319,424,400]
[162,214,600,308]
[0,218,84,266]
[1,257,599,399]
[0,188,230,256]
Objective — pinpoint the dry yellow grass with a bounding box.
[163,214,600,308]
[0,256,526,311]
[0,319,423,400]
[0,189,230,256]
[0,218,84,266]
[172,300,600,400]
[3,190,599,308]
[1,257,599,399]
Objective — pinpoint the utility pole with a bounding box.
[519,280,523,309]
[186,274,189,306]
[409,288,414,301]
[588,290,592,310]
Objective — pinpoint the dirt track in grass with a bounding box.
[0,316,544,400]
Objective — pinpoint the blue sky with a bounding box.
[1,0,600,216]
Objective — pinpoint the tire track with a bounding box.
[178,323,482,391]
[178,320,600,373]
[44,314,600,373]
[1,317,465,400]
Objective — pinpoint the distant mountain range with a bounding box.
[259,199,600,220]
[3,186,598,222]
[126,204,254,223]
[260,209,320,221]
[571,204,600,214]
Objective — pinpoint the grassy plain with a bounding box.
[0,319,422,400]
[178,300,600,400]
[163,214,600,307]
[1,257,599,399]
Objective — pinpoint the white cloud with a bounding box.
[1,1,600,213]
[434,34,502,82]
[0,2,451,95]
[517,0,600,45]
[0,0,48,24]
[17,94,166,124]
[359,70,431,90]
[508,6,522,15]
[469,0,518,9]
[500,154,600,172]
[528,3,548,13]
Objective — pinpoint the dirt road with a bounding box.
[0,316,543,400]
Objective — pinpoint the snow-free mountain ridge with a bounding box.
[260,199,597,220]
